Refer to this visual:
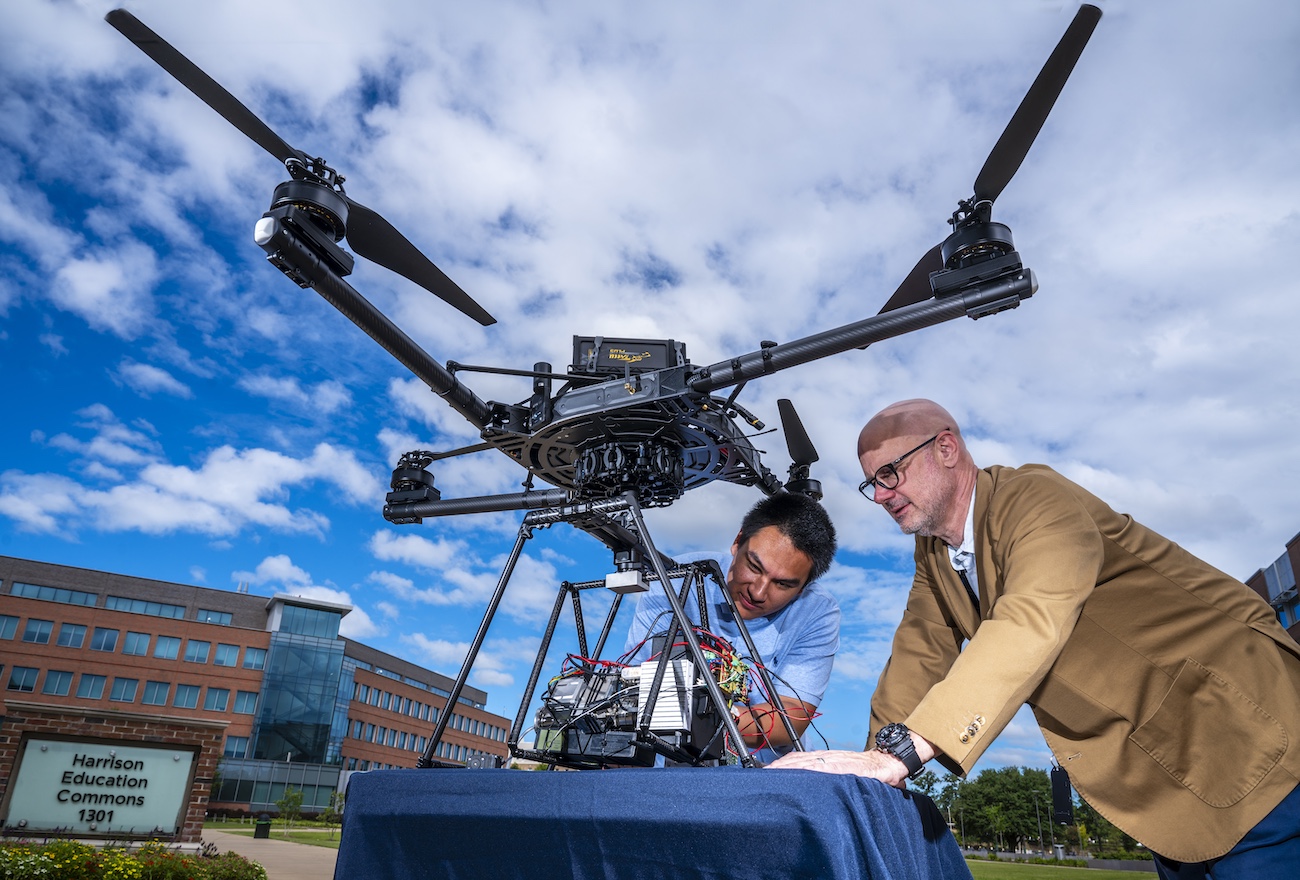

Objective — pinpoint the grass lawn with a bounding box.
[967,860,1151,880]
[204,820,343,850]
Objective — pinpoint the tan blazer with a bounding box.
[870,464,1300,862]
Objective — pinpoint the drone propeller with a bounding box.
[105,8,496,326]
[973,3,1102,206]
[876,4,1101,316]
[777,399,818,468]
[776,399,822,500]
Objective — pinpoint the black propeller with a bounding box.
[877,4,1101,316]
[777,398,822,500]
[105,8,496,326]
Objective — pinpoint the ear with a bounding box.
[934,430,961,467]
[730,533,745,558]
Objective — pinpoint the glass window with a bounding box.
[57,623,87,649]
[204,687,230,712]
[0,614,17,639]
[154,636,181,660]
[77,674,106,699]
[382,692,392,711]
[184,640,211,664]
[242,647,267,670]
[90,627,119,652]
[365,723,375,742]
[105,596,185,618]
[197,609,232,625]
[279,604,342,639]
[173,684,200,709]
[234,691,258,714]
[110,678,138,703]
[122,632,150,656]
[142,681,170,706]
[351,719,363,738]
[11,582,96,606]
[22,619,53,644]
[43,669,74,696]
[213,643,239,667]
[223,735,249,758]
[7,666,39,692]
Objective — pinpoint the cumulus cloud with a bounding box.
[50,244,158,339]
[233,553,381,639]
[238,374,352,415]
[1,408,381,537]
[115,360,193,398]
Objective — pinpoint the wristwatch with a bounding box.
[875,722,926,780]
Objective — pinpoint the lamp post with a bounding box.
[1032,791,1045,856]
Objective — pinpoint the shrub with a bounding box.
[0,840,267,880]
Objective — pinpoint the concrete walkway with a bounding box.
[202,829,338,880]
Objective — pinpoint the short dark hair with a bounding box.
[737,493,837,584]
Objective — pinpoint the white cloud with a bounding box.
[233,554,382,639]
[116,360,194,398]
[238,374,352,415]
[50,244,158,339]
[3,410,379,538]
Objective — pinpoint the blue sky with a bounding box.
[3,0,1299,772]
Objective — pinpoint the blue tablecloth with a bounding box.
[334,767,971,880]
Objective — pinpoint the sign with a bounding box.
[1,735,198,838]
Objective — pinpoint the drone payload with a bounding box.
[106,5,1103,769]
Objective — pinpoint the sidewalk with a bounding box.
[202,829,338,880]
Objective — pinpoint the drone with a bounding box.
[107,5,1103,768]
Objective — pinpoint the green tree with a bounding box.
[275,786,304,836]
[322,790,345,839]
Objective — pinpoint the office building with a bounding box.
[0,554,510,820]
[1248,532,1300,642]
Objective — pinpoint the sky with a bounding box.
[2,0,1299,774]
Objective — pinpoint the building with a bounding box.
[1247,532,1300,642]
[0,554,511,826]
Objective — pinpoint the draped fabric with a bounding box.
[335,767,971,880]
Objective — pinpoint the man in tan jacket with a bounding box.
[772,399,1300,877]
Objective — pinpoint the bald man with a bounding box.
[772,399,1300,878]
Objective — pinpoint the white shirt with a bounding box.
[946,485,979,598]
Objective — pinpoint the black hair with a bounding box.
[736,492,837,584]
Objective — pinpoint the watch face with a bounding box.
[876,723,908,750]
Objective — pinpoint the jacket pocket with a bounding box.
[1130,658,1286,807]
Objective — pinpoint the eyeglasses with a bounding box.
[858,431,946,499]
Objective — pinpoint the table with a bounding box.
[334,767,971,880]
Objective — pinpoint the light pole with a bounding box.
[1032,791,1045,856]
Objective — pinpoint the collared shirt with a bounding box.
[946,485,979,598]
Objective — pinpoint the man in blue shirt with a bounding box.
[623,493,839,762]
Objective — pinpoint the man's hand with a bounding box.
[734,696,817,749]
[767,749,913,787]
[767,732,937,789]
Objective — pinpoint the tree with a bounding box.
[322,790,345,840]
[275,786,304,836]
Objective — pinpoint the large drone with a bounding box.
[107,6,1102,768]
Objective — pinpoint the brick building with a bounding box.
[0,554,510,833]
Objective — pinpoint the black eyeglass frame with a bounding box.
[857,431,947,499]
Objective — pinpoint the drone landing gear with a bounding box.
[415,491,801,770]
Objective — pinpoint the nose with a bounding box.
[868,482,894,505]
